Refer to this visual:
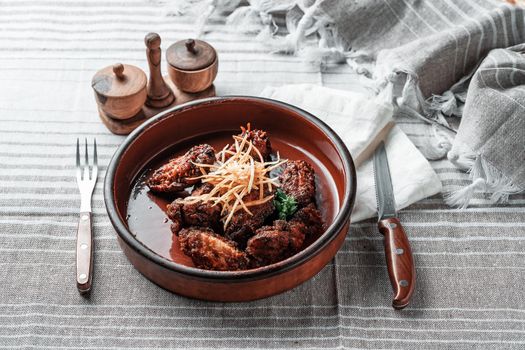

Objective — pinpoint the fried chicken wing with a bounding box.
[227,128,272,161]
[225,189,275,249]
[289,203,323,239]
[166,183,221,234]
[279,160,316,207]
[246,220,305,266]
[179,227,248,271]
[147,144,215,193]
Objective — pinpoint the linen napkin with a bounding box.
[261,84,442,222]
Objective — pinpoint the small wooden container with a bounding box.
[92,63,147,120]
[166,39,218,93]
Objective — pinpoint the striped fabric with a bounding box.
[451,43,525,189]
[320,0,524,96]
[0,0,524,349]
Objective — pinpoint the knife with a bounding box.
[373,141,415,309]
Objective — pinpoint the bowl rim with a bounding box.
[104,96,356,282]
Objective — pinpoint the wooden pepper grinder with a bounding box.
[144,32,175,108]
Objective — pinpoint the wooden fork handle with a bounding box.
[76,211,93,294]
[378,217,415,309]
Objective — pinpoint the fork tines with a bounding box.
[76,138,98,183]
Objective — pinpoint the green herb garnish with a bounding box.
[274,189,298,220]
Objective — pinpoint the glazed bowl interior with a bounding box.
[106,96,355,279]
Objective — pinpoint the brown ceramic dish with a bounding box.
[104,96,356,301]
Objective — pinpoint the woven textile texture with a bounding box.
[0,1,524,349]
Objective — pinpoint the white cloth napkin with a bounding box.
[261,84,442,222]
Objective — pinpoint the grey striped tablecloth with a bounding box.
[1,1,524,349]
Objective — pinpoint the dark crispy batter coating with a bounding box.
[166,184,221,234]
[166,202,184,234]
[246,220,305,266]
[289,203,323,238]
[190,182,214,197]
[227,128,272,161]
[225,189,275,249]
[179,227,248,271]
[279,160,316,207]
[147,144,215,193]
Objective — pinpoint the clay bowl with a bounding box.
[104,96,356,302]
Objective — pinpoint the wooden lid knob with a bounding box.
[185,39,197,54]
[113,63,125,80]
[166,38,217,71]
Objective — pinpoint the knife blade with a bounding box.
[373,141,415,310]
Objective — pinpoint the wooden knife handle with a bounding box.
[76,211,93,294]
[378,217,415,309]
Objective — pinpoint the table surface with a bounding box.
[1,1,524,349]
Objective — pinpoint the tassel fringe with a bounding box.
[444,154,523,208]
[426,61,480,119]
[428,90,460,117]
[448,149,475,171]
[194,0,217,38]
[444,177,486,209]
[226,6,264,32]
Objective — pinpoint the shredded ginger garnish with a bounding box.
[185,131,287,230]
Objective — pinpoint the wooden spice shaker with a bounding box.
[91,63,147,120]
[166,38,218,93]
[144,33,175,108]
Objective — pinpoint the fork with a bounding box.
[75,138,98,294]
